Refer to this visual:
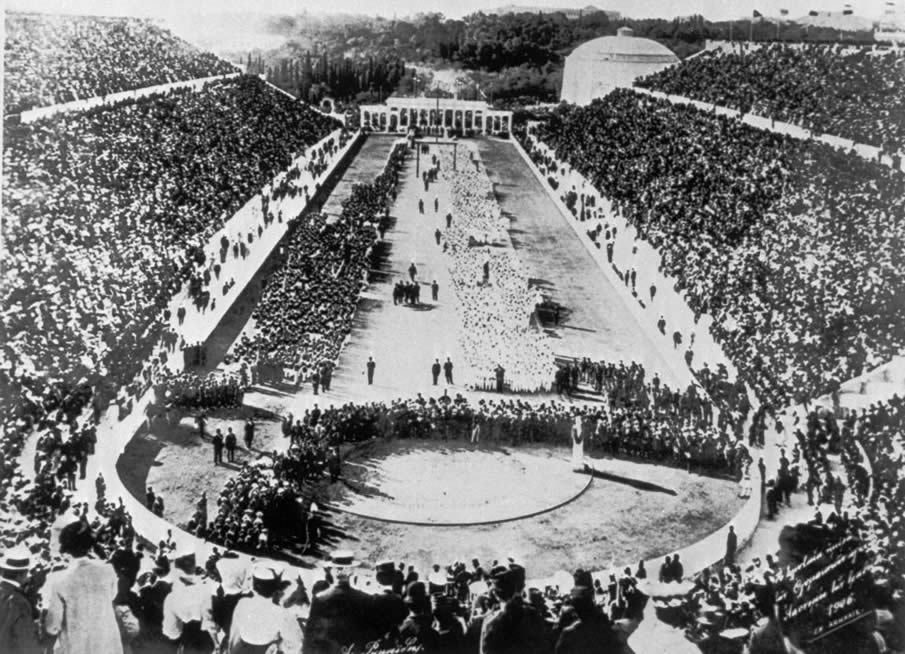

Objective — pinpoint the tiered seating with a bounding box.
[1,75,339,583]
[4,12,236,114]
[527,90,905,406]
[636,44,905,153]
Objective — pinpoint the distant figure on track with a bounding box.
[367,357,376,385]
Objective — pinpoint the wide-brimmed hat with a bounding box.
[0,546,31,572]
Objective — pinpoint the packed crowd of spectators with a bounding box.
[636,43,905,155]
[311,376,748,476]
[435,145,556,392]
[526,90,905,407]
[154,371,247,411]
[232,143,406,377]
[1,72,340,651]
[841,397,905,579]
[4,12,236,114]
[3,502,655,654]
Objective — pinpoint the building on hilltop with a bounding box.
[560,27,678,106]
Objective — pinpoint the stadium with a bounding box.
[0,5,903,654]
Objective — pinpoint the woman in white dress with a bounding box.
[571,414,585,471]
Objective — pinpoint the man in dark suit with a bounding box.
[555,586,624,654]
[443,358,454,385]
[212,430,224,465]
[432,360,442,386]
[225,428,237,462]
[725,525,738,566]
[370,561,407,645]
[0,547,41,654]
[303,552,378,654]
[480,566,547,654]
[367,357,376,385]
[398,582,440,651]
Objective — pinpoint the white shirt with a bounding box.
[228,594,303,654]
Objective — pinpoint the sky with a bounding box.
[6,0,900,21]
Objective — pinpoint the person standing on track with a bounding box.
[213,430,224,465]
[225,428,237,463]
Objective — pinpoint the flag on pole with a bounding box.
[843,3,853,14]
[753,9,763,17]
[780,8,789,15]
[809,9,819,15]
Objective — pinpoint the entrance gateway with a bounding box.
[359,97,513,136]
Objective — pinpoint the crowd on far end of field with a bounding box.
[636,43,905,156]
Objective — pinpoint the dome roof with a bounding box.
[568,28,678,62]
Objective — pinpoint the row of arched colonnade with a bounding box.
[360,97,513,136]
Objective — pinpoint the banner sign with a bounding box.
[777,535,875,643]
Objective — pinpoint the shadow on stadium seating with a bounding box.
[367,224,398,285]
[584,467,677,496]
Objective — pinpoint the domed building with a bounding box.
[560,27,678,105]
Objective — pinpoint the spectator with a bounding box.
[44,520,123,654]
[0,546,41,654]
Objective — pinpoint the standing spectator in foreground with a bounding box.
[228,565,302,654]
[303,551,376,654]
[480,566,547,654]
[0,547,41,654]
[554,586,624,654]
[398,582,439,651]
[44,520,123,654]
[162,550,215,654]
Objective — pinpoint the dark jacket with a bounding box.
[480,597,548,654]
[554,611,625,654]
[303,581,378,654]
[0,580,41,654]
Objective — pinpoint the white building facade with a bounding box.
[360,97,513,136]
